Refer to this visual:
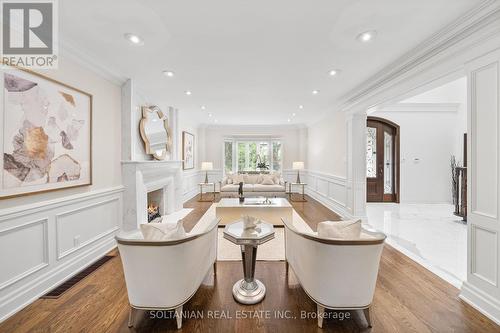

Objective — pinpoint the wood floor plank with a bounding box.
[0,194,498,332]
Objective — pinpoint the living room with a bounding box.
[1,1,500,332]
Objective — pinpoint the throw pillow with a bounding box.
[261,175,275,185]
[317,220,362,239]
[244,174,259,184]
[233,174,244,184]
[270,172,281,184]
[140,220,186,241]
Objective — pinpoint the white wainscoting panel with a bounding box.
[183,170,201,202]
[471,225,498,286]
[460,49,500,325]
[183,169,223,202]
[56,197,120,260]
[286,169,351,219]
[0,219,48,291]
[0,186,123,323]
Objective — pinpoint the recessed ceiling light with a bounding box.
[201,105,206,110]
[124,33,143,45]
[208,113,213,117]
[292,113,296,117]
[287,118,291,122]
[328,69,340,76]
[298,105,304,109]
[356,30,377,42]
[312,90,320,95]
[162,70,174,77]
[214,119,218,123]
[185,90,192,96]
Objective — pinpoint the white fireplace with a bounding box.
[120,79,183,231]
[121,160,183,231]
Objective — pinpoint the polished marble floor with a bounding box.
[366,203,467,288]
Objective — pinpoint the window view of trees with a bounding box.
[271,141,282,171]
[224,139,282,174]
[224,141,233,174]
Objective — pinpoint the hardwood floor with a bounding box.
[1,194,498,332]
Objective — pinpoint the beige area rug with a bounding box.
[191,204,314,261]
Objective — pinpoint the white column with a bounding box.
[121,79,134,161]
[460,49,500,324]
[345,111,367,218]
[168,107,179,160]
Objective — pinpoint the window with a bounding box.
[224,141,233,174]
[224,139,282,174]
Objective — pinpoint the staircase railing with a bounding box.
[454,167,467,222]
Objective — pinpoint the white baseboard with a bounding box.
[305,188,353,219]
[0,236,116,323]
[183,187,200,202]
[0,186,123,323]
[460,282,500,326]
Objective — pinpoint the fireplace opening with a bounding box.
[147,189,164,223]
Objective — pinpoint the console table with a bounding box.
[198,182,216,202]
[288,183,307,202]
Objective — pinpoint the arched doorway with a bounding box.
[366,117,400,202]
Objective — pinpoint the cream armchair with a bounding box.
[116,218,219,329]
[282,218,386,328]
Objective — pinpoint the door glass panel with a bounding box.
[384,131,393,194]
[366,127,377,177]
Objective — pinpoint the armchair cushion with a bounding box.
[317,220,362,239]
[140,220,186,241]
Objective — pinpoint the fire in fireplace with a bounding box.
[147,188,164,223]
[148,203,161,222]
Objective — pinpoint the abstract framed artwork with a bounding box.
[182,131,194,170]
[1,66,92,198]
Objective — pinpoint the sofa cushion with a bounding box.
[244,174,261,184]
[270,171,281,184]
[140,220,186,241]
[253,184,285,192]
[317,220,362,239]
[221,184,254,192]
[232,174,245,184]
[261,174,275,185]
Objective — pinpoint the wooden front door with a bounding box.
[366,117,399,202]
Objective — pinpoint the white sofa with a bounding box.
[219,172,287,197]
[116,218,219,329]
[282,218,386,328]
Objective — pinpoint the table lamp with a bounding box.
[292,161,304,184]
[201,162,213,183]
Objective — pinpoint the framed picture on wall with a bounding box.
[182,131,194,170]
[1,66,92,198]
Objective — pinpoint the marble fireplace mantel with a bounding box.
[121,160,183,231]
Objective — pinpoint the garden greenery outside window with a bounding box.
[224,139,282,175]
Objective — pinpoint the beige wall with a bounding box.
[307,111,346,177]
[1,57,122,209]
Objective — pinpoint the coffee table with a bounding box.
[223,220,275,304]
[215,197,293,225]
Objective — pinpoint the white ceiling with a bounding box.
[60,0,481,126]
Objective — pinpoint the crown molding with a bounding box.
[200,123,306,130]
[340,0,500,112]
[60,39,128,86]
[370,102,460,114]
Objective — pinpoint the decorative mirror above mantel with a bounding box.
[139,105,172,160]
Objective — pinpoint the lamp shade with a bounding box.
[201,162,213,171]
[292,161,304,170]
